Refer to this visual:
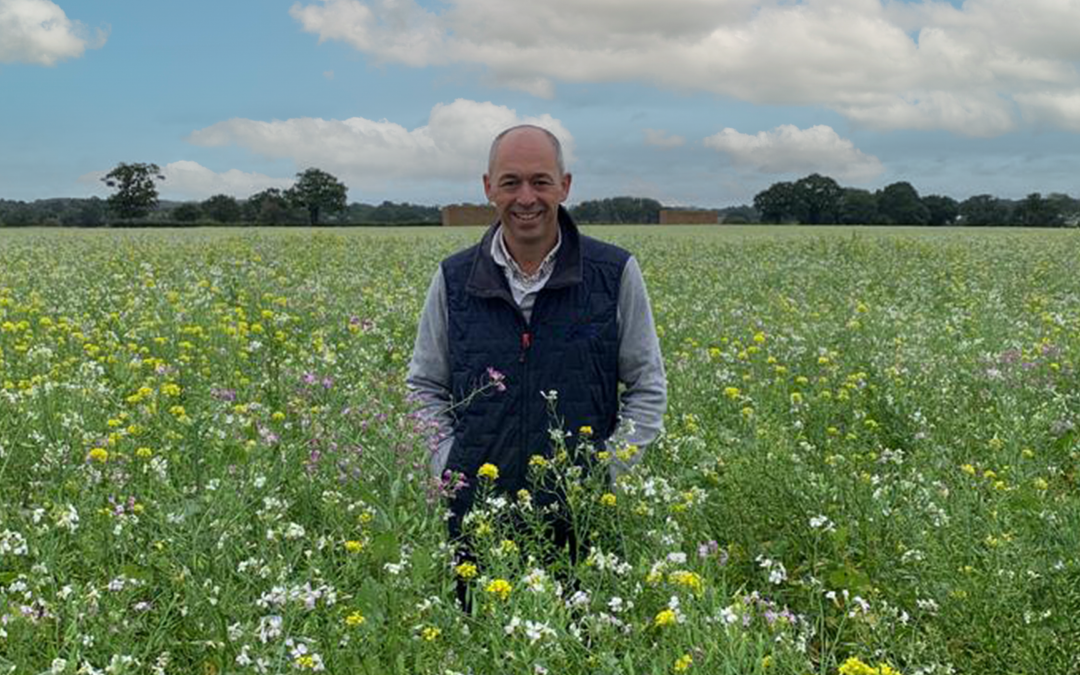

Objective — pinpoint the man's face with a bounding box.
[483,129,571,252]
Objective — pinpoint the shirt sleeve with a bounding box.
[405,266,456,479]
[608,255,668,480]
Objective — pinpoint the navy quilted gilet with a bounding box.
[441,209,629,522]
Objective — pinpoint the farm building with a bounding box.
[441,204,497,226]
[659,209,719,225]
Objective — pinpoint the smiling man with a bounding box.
[407,125,667,600]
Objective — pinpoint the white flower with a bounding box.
[284,522,306,539]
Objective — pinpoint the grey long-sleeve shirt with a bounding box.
[406,254,667,482]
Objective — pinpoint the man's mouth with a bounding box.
[511,211,543,223]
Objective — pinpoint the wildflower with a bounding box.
[1033,477,1049,490]
[135,447,153,459]
[421,626,441,641]
[345,611,366,627]
[498,539,519,556]
[455,562,478,580]
[599,493,617,507]
[486,367,507,392]
[579,425,593,436]
[761,655,773,669]
[485,578,512,600]
[960,463,976,475]
[653,609,677,627]
[669,570,703,594]
[478,463,499,481]
[674,654,693,672]
[723,386,740,400]
[529,455,549,469]
[517,489,532,504]
[344,540,364,553]
[88,448,109,463]
[616,445,638,462]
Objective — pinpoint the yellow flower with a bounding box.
[135,447,153,459]
[455,562,478,580]
[960,463,976,475]
[674,654,693,672]
[345,611,366,627]
[599,493,617,507]
[485,578,512,600]
[88,447,109,463]
[498,539,519,556]
[762,655,773,669]
[723,386,740,399]
[838,657,879,675]
[1033,477,1049,490]
[529,455,549,469]
[668,570,703,594]
[344,540,364,553]
[579,425,593,436]
[478,463,499,481]
[653,609,677,628]
[421,626,441,641]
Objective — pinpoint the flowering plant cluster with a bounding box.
[0,227,1077,674]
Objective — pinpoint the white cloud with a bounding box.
[187,99,575,189]
[289,0,1080,135]
[1015,91,1080,132]
[0,0,106,66]
[79,161,294,201]
[703,124,884,182]
[644,129,685,148]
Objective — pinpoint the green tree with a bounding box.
[877,182,929,225]
[753,181,799,223]
[792,173,842,224]
[286,168,348,225]
[1011,192,1064,227]
[245,188,293,224]
[201,194,242,224]
[60,197,107,227]
[959,194,1011,226]
[921,195,959,226]
[101,162,165,220]
[173,203,202,223]
[839,188,880,224]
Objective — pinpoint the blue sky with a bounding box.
[2,0,1080,207]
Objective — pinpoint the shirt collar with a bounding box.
[491,225,562,286]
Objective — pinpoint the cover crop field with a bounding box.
[0,226,1078,675]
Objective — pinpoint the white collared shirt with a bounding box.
[490,225,562,321]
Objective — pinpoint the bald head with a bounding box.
[487,125,566,177]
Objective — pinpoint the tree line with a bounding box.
[751,174,1080,227]
[0,163,440,227]
[3,161,1078,227]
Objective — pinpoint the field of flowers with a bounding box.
[0,225,1078,675]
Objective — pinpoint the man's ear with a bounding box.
[559,172,572,202]
[483,174,493,201]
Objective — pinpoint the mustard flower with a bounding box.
[674,654,693,672]
[653,609,677,628]
[485,578,512,601]
[345,611,366,627]
[478,463,499,481]
[455,562,478,580]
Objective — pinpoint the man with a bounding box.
[407,124,666,554]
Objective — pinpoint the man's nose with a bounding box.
[516,184,537,206]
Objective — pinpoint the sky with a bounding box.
[2,0,1080,208]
